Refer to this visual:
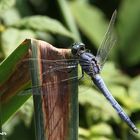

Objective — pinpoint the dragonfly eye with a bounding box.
[71,42,85,56]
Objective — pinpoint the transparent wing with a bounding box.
[23,58,92,78]
[26,58,78,76]
[96,10,117,69]
[18,58,92,96]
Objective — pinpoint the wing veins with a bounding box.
[96,10,117,68]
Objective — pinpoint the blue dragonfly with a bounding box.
[19,10,138,133]
[70,10,138,133]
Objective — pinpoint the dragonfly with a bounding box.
[70,11,138,133]
[19,10,138,133]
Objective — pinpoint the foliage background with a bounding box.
[0,0,140,140]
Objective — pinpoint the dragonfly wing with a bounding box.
[96,10,117,69]
[19,58,94,96]
[23,58,78,79]
[19,58,80,96]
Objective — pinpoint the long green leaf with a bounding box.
[0,39,31,124]
[13,16,75,39]
[57,0,81,41]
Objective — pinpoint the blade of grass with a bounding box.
[0,39,32,124]
[29,39,45,140]
[57,0,81,42]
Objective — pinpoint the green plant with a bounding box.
[0,0,140,139]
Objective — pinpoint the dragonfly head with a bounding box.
[71,42,85,56]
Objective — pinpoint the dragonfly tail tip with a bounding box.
[133,127,139,133]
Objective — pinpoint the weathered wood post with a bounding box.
[30,39,78,140]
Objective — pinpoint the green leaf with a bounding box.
[2,28,36,56]
[128,75,140,110]
[2,97,34,138]
[117,0,140,66]
[101,62,131,86]
[70,1,108,47]
[89,123,113,137]
[79,126,113,140]
[0,0,15,14]
[90,137,112,140]
[13,15,75,39]
[0,39,29,84]
[0,39,32,124]
[79,127,90,138]
[0,7,21,26]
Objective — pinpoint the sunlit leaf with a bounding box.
[2,28,35,56]
[13,16,74,38]
[0,8,20,26]
[79,127,90,138]
[128,75,140,110]
[0,0,15,14]
[90,137,112,140]
[101,62,131,86]
[79,126,113,140]
[89,123,113,137]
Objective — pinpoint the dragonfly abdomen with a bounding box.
[92,74,138,133]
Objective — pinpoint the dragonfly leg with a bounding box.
[67,68,74,73]
[67,65,77,73]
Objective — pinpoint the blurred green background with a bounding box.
[0,0,140,140]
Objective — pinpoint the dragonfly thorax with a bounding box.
[79,52,100,77]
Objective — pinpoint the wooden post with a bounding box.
[30,39,78,140]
